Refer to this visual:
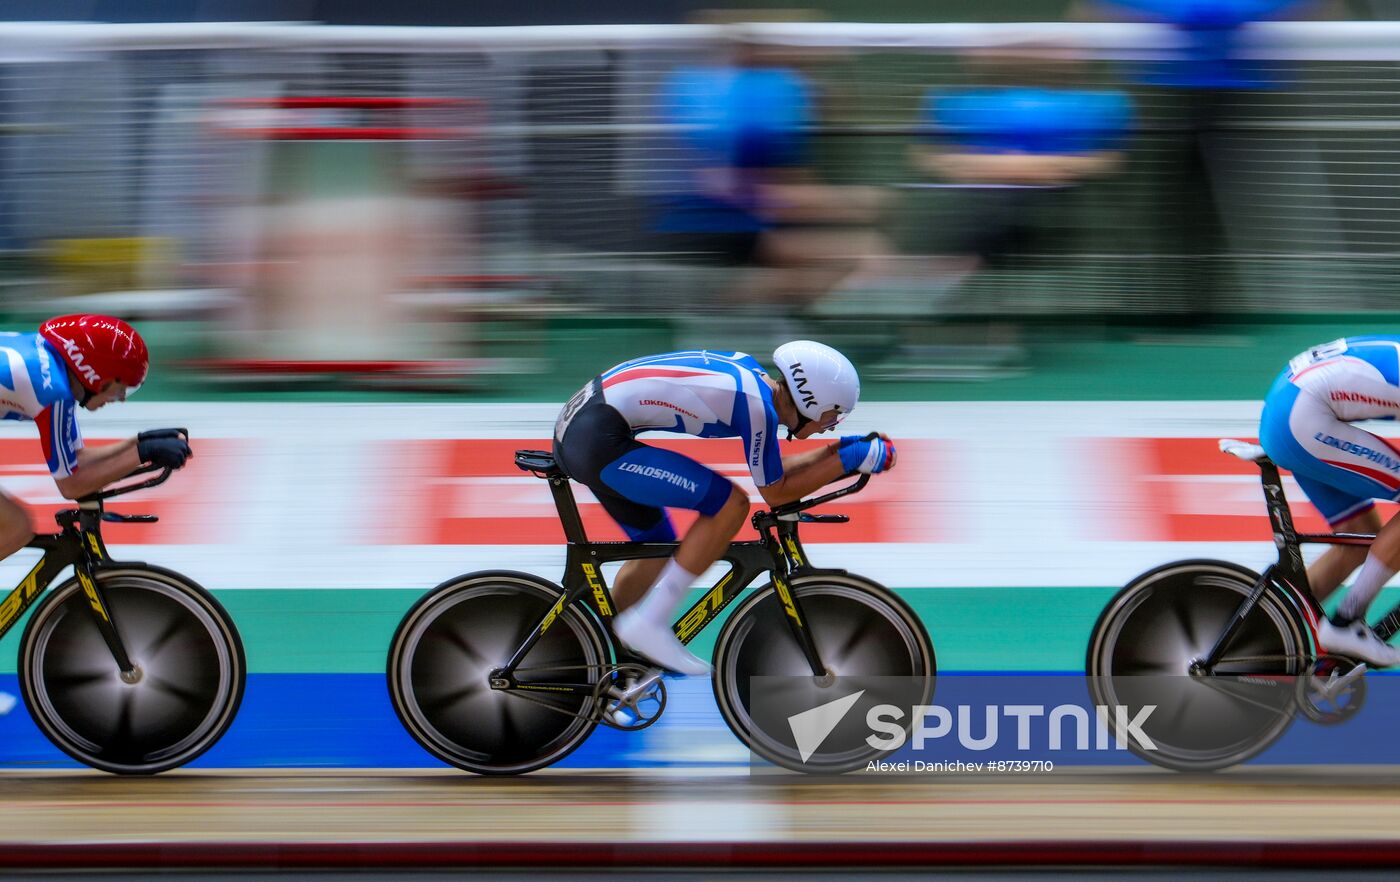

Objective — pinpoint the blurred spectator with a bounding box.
[1077,0,1324,329]
[651,40,892,318]
[910,46,1133,285]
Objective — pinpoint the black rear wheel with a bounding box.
[1086,560,1306,771]
[387,571,610,775]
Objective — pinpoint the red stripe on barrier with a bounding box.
[374,438,950,545]
[219,126,465,140]
[1077,437,1400,542]
[0,438,244,545]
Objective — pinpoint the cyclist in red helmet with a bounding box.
[0,314,191,563]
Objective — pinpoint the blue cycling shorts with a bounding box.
[1259,369,1400,525]
[553,398,733,542]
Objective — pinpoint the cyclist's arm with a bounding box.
[54,440,140,500]
[757,444,846,507]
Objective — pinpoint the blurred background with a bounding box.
[7,0,1400,799]
[0,0,1398,394]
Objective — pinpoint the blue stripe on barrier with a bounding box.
[0,673,653,770]
[0,673,1395,770]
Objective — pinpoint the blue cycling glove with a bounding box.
[837,435,895,475]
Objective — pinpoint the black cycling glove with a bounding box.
[138,428,185,443]
[137,434,192,469]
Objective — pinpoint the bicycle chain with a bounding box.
[1208,654,1314,667]
[492,662,659,725]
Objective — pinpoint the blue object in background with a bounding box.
[1102,0,1311,89]
[924,88,1134,155]
[652,66,812,235]
[663,66,812,169]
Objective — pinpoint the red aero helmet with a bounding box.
[38,314,149,395]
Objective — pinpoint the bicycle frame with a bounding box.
[0,464,172,677]
[490,452,866,694]
[1200,454,1380,669]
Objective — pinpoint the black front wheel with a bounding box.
[19,566,246,775]
[712,573,935,774]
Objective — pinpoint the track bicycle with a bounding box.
[3,433,245,774]
[388,446,936,775]
[1087,438,1380,771]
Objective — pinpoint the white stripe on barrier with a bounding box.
[0,401,1351,590]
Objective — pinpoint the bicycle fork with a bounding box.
[769,529,827,679]
[74,532,137,679]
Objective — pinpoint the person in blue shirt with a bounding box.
[911,46,1133,276]
[652,45,891,311]
[1077,0,1321,326]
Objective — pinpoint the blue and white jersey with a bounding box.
[1286,336,1400,423]
[0,333,83,478]
[599,350,784,487]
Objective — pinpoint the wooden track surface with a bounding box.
[3,766,1399,846]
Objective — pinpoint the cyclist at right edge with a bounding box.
[1259,335,1400,667]
[552,342,895,675]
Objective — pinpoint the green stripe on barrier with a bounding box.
[0,583,1388,675]
[0,586,1118,675]
[212,587,1125,674]
[0,583,1389,675]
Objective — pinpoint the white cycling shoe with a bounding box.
[613,608,712,676]
[1318,618,1400,668]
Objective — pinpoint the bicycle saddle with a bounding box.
[1219,438,1268,463]
[515,449,564,478]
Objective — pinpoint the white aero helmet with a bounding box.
[773,340,859,427]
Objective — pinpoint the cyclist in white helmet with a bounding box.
[553,340,896,674]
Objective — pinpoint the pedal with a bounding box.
[1315,660,1367,701]
[1297,656,1367,725]
[595,663,667,731]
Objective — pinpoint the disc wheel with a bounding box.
[1086,560,1306,771]
[712,573,935,774]
[20,566,245,775]
[388,571,610,775]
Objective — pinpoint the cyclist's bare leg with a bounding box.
[1309,507,1383,602]
[613,558,666,612]
[0,491,34,562]
[1366,509,1400,569]
[1331,508,1400,624]
[674,485,750,576]
[613,486,749,674]
[613,488,750,610]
